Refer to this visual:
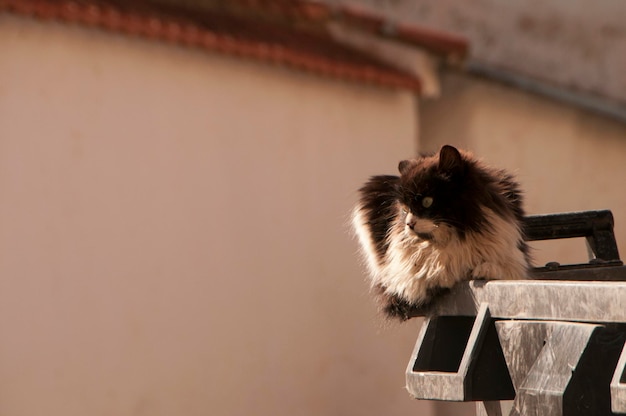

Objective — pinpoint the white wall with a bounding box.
[0,15,430,416]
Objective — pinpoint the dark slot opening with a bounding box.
[412,316,475,373]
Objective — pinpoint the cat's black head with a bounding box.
[396,145,488,238]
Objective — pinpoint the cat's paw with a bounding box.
[379,291,433,320]
[471,262,504,280]
[384,295,424,321]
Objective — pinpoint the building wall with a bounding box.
[421,71,626,271]
[0,15,430,416]
[420,71,626,416]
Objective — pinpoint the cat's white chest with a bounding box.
[377,210,527,304]
[380,234,454,301]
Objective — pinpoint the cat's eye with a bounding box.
[422,196,433,208]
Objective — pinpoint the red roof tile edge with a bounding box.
[206,0,469,59]
[335,3,469,60]
[0,0,422,92]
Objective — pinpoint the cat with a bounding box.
[352,145,530,320]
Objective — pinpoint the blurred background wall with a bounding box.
[0,10,431,416]
[1,1,626,416]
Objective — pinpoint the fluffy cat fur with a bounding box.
[352,145,530,320]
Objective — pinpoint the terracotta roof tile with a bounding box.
[0,0,423,91]
[335,3,468,62]
[194,0,469,61]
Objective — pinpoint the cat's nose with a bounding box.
[405,215,416,229]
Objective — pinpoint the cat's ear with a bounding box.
[438,145,464,174]
[398,159,416,175]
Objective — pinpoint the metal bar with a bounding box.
[523,209,621,265]
[421,279,626,324]
[530,264,626,280]
[523,210,615,242]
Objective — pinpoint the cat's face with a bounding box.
[396,145,484,242]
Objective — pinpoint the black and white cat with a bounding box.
[352,145,530,320]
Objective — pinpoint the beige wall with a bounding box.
[421,72,626,270]
[0,15,432,416]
